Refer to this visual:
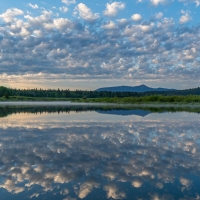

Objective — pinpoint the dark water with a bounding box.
[0,105,200,199]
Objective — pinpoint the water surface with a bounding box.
[0,106,200,199]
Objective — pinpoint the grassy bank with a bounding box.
[1,95,200,104]
[72,95,200,104]
[0,96,72,101]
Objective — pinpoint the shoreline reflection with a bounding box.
[0,114,200,199]
[0,105,200,118]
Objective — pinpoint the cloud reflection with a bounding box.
[0,117,200,199]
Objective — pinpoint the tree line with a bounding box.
[0,86,200,99]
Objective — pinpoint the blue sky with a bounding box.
[0,0,200,89]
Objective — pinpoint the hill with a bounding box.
[96,84,175,93]
[96,109,151,117]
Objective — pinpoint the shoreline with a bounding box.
[0,101,200,107]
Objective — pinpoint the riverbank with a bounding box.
[1,95,200,104]
[73,95,200,104]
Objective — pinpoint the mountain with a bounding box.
[96,84,175,93]
[96,109,151,117]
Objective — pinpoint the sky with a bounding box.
[0,0,200,90]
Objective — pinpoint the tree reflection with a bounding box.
[0,118,200,199]
[0,105,200,118]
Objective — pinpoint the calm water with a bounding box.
[0,105,200,200]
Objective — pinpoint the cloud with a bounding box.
[139,22,154,32]
[131,14,142,22]
[59,6,68,13]
[150,0,167,6]
[104,184,126,199]
[178,0,200,7]
[0,8,24,23]
[179,10,192,24]
[0,117,200,199]
[102,21,117,29]
[78,181,99,199]
[28,3,39,9]
[0,4,200,84]
[62,0,76,5]
[53,18,72,29]
[103,2,125,17]
[194,0,200,6]
[0,179,24,194]
[29,193,40,198]
[180,177,191,187]
[156,12,163,19]
[117,18,129,26]
[24,10,53,28]
[75,3,99,22]
[132,179,143,188]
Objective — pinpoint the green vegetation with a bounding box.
[73,95,200,104]
[0,96,72,101]
[0,86,200,103]
[1,85,200,99]
[1,95,200,104]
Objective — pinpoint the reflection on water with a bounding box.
[1,103,200,118]
[0,107,200,199]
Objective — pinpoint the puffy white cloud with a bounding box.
[28,3,39,9]
[102,21,117,29]
[182,48,197,60]
[103,2,125,17]
[117,18,129,26]
[0,8,24,23]
[180,177,191,187]
[151,0,166,6]
[104,184,126,199]
[131,13,142,22]
[53,18,72,29]
[103,171,118,180]
[178,0,200,7]
[179,11,192,24]
[24,10,53,29]
[75,3,99,22]
[78,187,92,199]
[78,182,98,199]
[19,27,30,37]
[156,12,163,19]
[59,6,68,13]
[0,3,200,83]
[0,179,24,194]
[29,193,40,198]
[195,0,200,6]
[132,179,143,188]
[139,22,154,32]
[62,0,76,5]
[149,193,160,200]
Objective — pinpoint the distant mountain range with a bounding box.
[96,84,175,93]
